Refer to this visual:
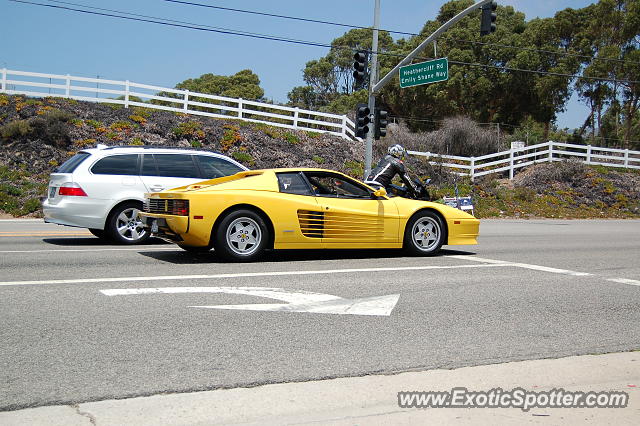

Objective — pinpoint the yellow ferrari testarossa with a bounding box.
[140,168,479,262]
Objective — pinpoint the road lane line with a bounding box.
[607,278,640,286]
[0,263,511,287]
[0,247,176,254]
[449,255,593,276]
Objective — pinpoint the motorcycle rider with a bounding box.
[365,144,420,196]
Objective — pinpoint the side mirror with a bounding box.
[373,187,387,198]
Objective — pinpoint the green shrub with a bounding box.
[284,132,299,144]
[0,183,22,196]
[312,155,325,164]
[173,121,199,137]
[513,187,536,202]
[130,137,144,146]
[344,160,364,177]
[1,120,32,140]
[131,106,152,118]
[110,120,137,132]
[0,195,19,214]
[232,151,254,165]
[105,131,122,141]
[85,119,103,129]
[221,124,241,151]
[29,109,75,147]
[22,198,41,215]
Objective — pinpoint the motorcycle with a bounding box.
[388,178,431,201]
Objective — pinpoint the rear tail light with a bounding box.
[145,198,189,215]
[169,199,189,216]
[58,183,88,197]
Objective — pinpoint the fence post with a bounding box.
[293,107,299,128]
[124,80,130,108]
[548,141,553,163]
[342,115,348,139]
[65,74,71,98]
[624,149,629,168]
[1,68,6,92]
[238,98,243,119]
[470,157,475,182]
[586,145,592,164]
[509,148,514,180]
[183,90,189,112]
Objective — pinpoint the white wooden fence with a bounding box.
[4,69,639,180]
[409,141,640,180]
[0,69,358,140]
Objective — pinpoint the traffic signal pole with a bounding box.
[363,0,495,175]
[364,0,380,178]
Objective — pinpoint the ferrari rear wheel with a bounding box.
[213,209,268,262]
[403,210,445,256]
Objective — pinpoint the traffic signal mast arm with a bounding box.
[371,0,495,95]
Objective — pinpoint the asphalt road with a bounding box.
[1,219,639,411]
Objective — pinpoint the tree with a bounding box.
[287,28,393,111]
[152,69,265,111]
[175,69,264,100]
[574,0,640,148]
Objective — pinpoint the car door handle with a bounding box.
[150,185,165,192]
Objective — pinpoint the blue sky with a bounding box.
[2,0,596,129]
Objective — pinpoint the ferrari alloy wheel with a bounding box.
[214,209,268,262]
[106,202,150,245]
[404,210,445,256]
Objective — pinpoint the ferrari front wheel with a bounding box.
[213,209,268,262]
[403,210,445,256]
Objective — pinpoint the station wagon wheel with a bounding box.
[106,202,150,245]
[213,209,268,262]
[403,210,445,256]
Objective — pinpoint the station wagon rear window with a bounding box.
[56,152,90,173]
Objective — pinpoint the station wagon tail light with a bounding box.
[58,183,87,196]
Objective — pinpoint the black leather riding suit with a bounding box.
[365,154,418,194]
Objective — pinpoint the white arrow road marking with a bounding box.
[100,286,400,316]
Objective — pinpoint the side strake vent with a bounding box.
[297,210,384,240]
[298,210,324,238]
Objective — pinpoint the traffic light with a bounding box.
[480,1,497,36]
[353,51,368,88]
[355,103,370,138]
[374,108,388,140]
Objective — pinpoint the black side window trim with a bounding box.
[141,153,158,177]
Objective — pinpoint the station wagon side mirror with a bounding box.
[372,187,387,198]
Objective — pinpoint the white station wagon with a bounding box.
[43,145,248,244]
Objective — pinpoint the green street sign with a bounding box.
[399,57,448,88]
